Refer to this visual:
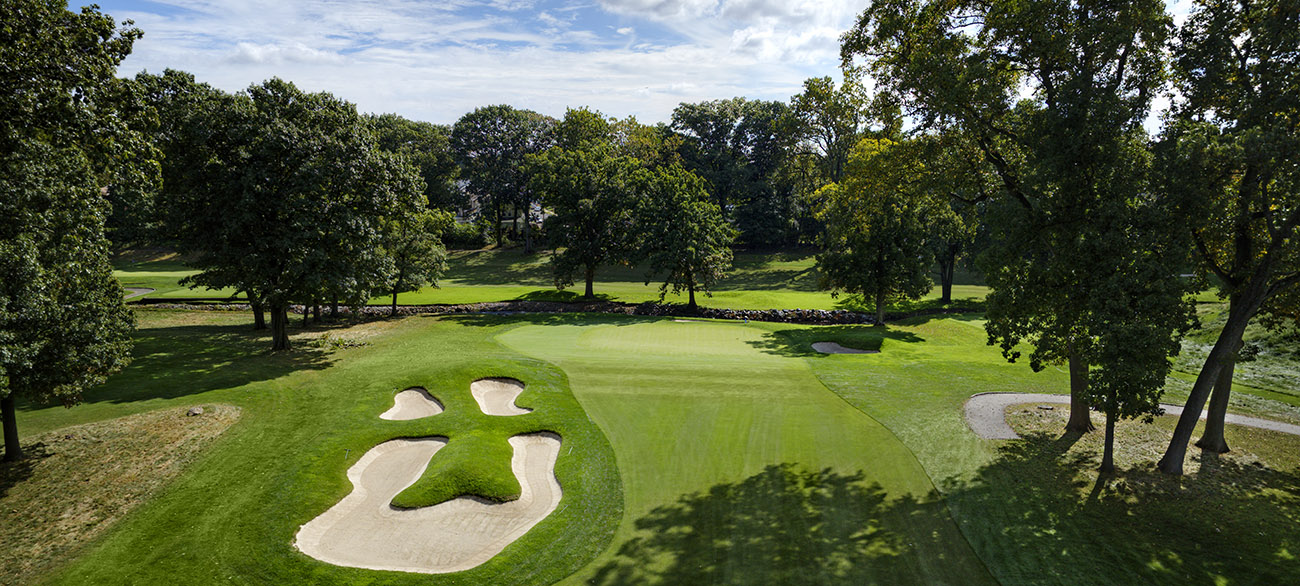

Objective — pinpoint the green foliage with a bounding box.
[382,208,452,311]
[670,98,803,246]
[369,113,463,212]
[163,78,426,348]
[450,105,555,251]
[633,165,738,309]
[530,108,641,298]
[815,138,938,322]
[1,0,146,459]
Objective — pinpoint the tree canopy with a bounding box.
[1153,0,1300,472]
[815,137,938,324]
[1,0,149,461]
[164,78,426,350]
[846,0,1194,458]
[635,165,737,311]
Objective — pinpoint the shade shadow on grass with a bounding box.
[513,290,618,303]
[590,463,995,586]
[19,323,333,410]
[438,312,658,329]
[0,442,49,498]
[749,325,925,358]
[945,432,1300,585]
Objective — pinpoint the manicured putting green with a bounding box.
[496,317,994,585]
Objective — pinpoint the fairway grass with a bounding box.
[495,317,995,585]
[9,308,1299,584]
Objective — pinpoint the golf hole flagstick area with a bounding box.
[964,392,1300,440]
[295,379,562,574]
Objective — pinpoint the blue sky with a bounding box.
[93,0,1195,126]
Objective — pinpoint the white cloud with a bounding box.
[99,0,1196,126]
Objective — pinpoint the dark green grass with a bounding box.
[24,310,621,586]
[778,315,1300,586]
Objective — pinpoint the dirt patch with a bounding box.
[471,378,532,416]
[811,342,878,355]
[294,432,562,574]
[0,405,241,585]
[381,388,444,420]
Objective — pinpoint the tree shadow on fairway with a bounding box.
[747,325,925,358]
[513,290,618,303]
[438,312,659,329]
[942,432,1300,585]
[590,464,996,586]
[20,323,334,410]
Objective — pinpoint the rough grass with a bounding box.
[792,315,1300,585]
[984,405,1300,584]
[0,405,241,586]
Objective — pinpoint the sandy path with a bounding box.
[964,392,1300,440]
[471,378,532,416]
[380,388,443,420]
[295,433,562,573]
[812,341,878,354]
[123,287,154,299]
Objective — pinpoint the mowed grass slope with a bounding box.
[18,310,621,586]
[495,317,995,585]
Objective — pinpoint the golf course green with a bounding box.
[6,308,1299,585]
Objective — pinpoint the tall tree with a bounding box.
[382,208,451,316]
[815,138,938,323]
[369,113,462,213]
[1,0,148,461]
[166,79,421,350]
[787,73,873,184]
[531,109,639,298]
[635,166,737,311]
[1154,0,1300,472]
[846,0,1192,443]
[450,105,554,252]
[670,98,798,246]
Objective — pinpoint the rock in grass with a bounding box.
[186,407,204,417]
[1037,405,1055,411]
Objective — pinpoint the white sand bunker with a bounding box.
[380,388,444,420]
[964,392,1300,440]
[471,378,532,416]
[295,432,563,574]
[812,342,878,354]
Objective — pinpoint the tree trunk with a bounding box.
[584,265,595,299]
[688,281,697,312]
[939,244,957,305]
[391,290,399,317]
[1066,347,1095,433]
[2,394,21,462]
[1158,281,1266,474]
[1100,407,1116,474]
[875,288,886,325]
[302,304,309,328]
[1196,348,1238,454]
[523,204,533,254]
[312,304,320,322]
[250,295,266,331]
[331,295,339,319]
[271,304,291,351]
[494,202,503,245]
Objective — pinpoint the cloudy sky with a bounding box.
[94,0,1195,126]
